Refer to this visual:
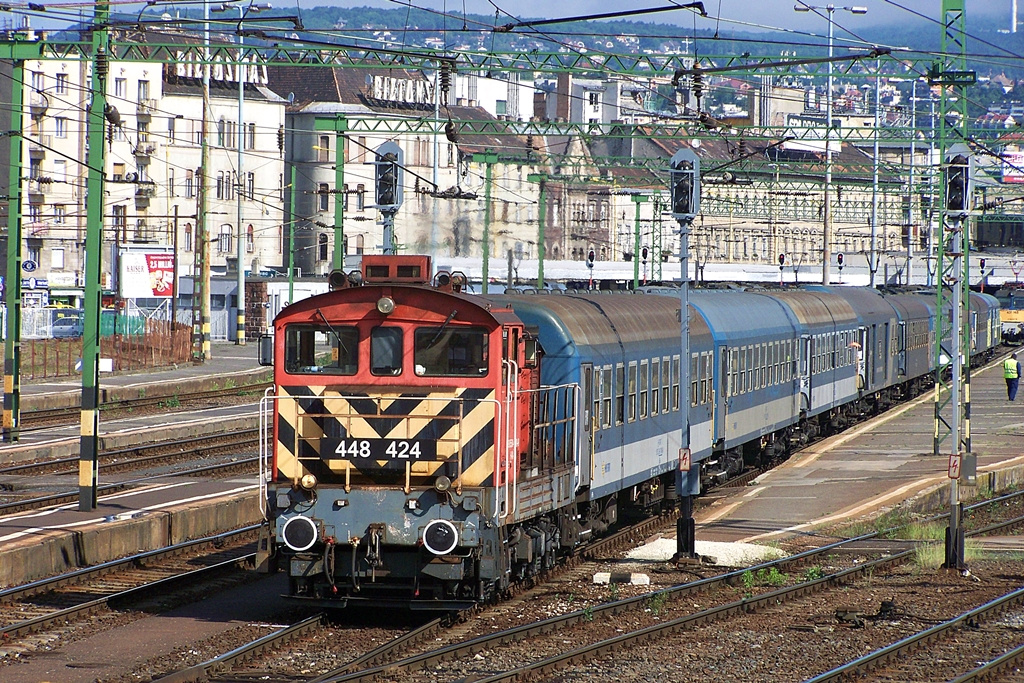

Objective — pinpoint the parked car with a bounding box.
[51,317,84,338]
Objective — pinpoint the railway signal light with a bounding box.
[837,253,844,270]
[373,141,404,209]
[587,249,595,268]
[980,258,986,272]
[669,149,700,220]
[945,153,971,213]
[641,246,649,262]
[778,253,786,268]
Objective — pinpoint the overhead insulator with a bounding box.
[439,62,453,105]
[95,46,108,80]
[277,125,285,156]
[692,62,704,110]
[737,135,746,157]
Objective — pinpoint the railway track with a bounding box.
[15,380,269,433]
[185,494,1024,683]
[0,430,260,515]
[0,527,259,648]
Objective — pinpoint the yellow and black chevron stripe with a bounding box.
[276,386,498,487]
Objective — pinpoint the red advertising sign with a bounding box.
[120,251,176,298]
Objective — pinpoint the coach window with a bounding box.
[651,359,660,415]
[662,356,671,409]
[671,355,681,411]
[370,327,403,375]
[593,369,603,429]
[414,326,488,376]
[615,364,625,425]
[690,354,698,407]
[284,324,359,375]
[639,360,649,419]
[603,367,613,428]
[627,362,637,422]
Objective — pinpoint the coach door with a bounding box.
[714,345,729,446]
[799,334,812,411]
[857,326,869,390]
[896,321,907,377]
[578,363,594,491]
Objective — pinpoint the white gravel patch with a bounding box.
[626,538,786,567]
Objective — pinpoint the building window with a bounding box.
[138,120,149,142]
[55,73,68,95]
[112,163,125,181]
[246,172,254,200]
[138,80,150,101]
[246,224,254,252]
[246,123,255,150]
[54,205,66,224]
[495,99,507,116]
[588,91,599,107]
[318,183,329,211]
[113,205,127,241]
[317,233,328,261]
[355,234,364,255]
[27,204,41,222]
[167,116,176,142]
[184,222,193,251]
[30,71,43,91]
[53,159,66,182]
[114,77,126,99]
[218,224,232,253]
[185,170,194,198]
[217,118,226,147]
[29,159,41,180]
[356,183,365,211]
[52,248,65,269]
[318,135,330,162]
[216,171,225,199]
[27,243,41,265]
[135,218,149,242]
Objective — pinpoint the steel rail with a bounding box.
[0,526,260,639]
[948,641,1024,682]
[807,587,1024,682]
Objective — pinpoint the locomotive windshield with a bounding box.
[284,324,358,375]
[414,326,488,376]
[371,327,403,375]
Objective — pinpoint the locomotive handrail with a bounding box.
[259,387,275,519]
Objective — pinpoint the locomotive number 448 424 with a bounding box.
[322,438,438,460]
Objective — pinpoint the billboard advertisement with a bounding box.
[1002,147,1024,184]
[120,251,176,298]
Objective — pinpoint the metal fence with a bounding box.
[10,319,192,381]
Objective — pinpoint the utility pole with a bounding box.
[193,1,212,362]
[313,115,348,271]
[2,45,28,443]
[527,172,547,288]
[869,56,880,287]
[79,0,111,510]
[472,151,498,293]
[931,0,975,572]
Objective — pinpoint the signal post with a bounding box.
[670,149,700,560]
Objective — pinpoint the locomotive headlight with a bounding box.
[299,473,317,491]
[434,475,452,493]
[376,296,395,315]
[281,515,318,552]
[422,519,459,556]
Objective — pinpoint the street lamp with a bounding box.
[212,0,271,345]
[794,3,867,284]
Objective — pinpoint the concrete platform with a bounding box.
[696,350,1024,543]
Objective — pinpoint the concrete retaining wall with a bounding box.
[0,492,262,587]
